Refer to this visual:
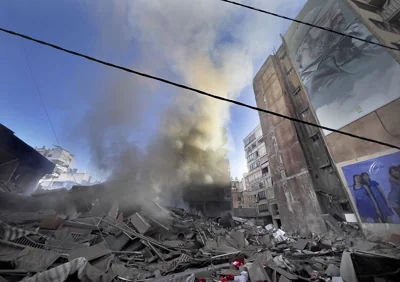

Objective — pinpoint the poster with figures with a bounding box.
[284,0,400,134]
[340,151,400,224]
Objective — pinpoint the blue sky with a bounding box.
[0,0,306,180]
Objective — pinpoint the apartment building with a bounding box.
[347,0,400,62]
[242,124,278,226]
[36,146,75,175]
[252,0,400,239]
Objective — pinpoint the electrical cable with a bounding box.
[219,0,400,52]
[22,46,61,146]
[1,27,399,150]
[20,41,113,256]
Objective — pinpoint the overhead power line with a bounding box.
[21,45,61,146]
[0,27,399,150]
[219,0,400,52]
[19,40,111,254]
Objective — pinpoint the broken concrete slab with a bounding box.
[108,201,119,219]
[163,240,184,248]
[104,232,131,251]
[279,275,292,282]
[39,215,64,230]
[325,264,340,277]
[14,247,60,272]
[54,228,74,242]
[68,242,110,262]
[292,239,308,250]
[262,234,273,247]
[46,240,88,251]
[321,239,333,247]
[230,230,245,249]
[267,264,298,281]
[248,260,272,282]
[323,214,343,235]
[130,213,151,234]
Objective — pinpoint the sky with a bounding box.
[0,0,307,181]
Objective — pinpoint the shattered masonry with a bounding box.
[0,199,399,281]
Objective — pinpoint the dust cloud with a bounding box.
[79,0,294,208]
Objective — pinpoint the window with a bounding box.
[280,53,287,60]
[258,204,269,212]
[310,133,320,143]
[247,151,259,162]
[292,86,301,95]
[286,68,294,76]
[244,134,256,146]
[301,108,318,136]
[258,191,266,200]
[249,161,259,171]
[262,166,269,175]
[301,108,310,118]
[370,18,400,35]
[47,154,53,157]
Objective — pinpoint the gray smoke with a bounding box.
[78,0,304,208]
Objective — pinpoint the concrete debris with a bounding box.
[39,215,65,230]
[0,203,398,281]
[325,263,340,277]
[292,238,308,250]
[130,213,152,234]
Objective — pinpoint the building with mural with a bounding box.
[254,0,400,239]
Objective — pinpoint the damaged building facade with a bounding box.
[253,0,400,239]
[0,124,55,195]
[240,125,279,227]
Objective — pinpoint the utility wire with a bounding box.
[22,46,61,146]
[1,27,399,150]
[219,0,400,52]
[21,41,112,255]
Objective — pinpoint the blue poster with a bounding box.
[341,151,400,224]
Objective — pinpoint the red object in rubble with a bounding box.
[232,260,244,269]
[199,278,206,282]
[219,274,235,281]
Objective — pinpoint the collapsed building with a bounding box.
[0,124,55,195]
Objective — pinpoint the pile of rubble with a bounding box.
[0,201,399,282]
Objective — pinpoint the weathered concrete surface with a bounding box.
[253,56,326,235]
[326,98,400,164]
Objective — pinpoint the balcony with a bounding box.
[382,0,400,23]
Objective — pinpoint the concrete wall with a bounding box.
[325,95,400,241]
[253,56,326,235]
[326,99,400,163]
[276,42,351,218]
[231,190,242,208]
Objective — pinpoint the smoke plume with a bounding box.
[79,0,303,206]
